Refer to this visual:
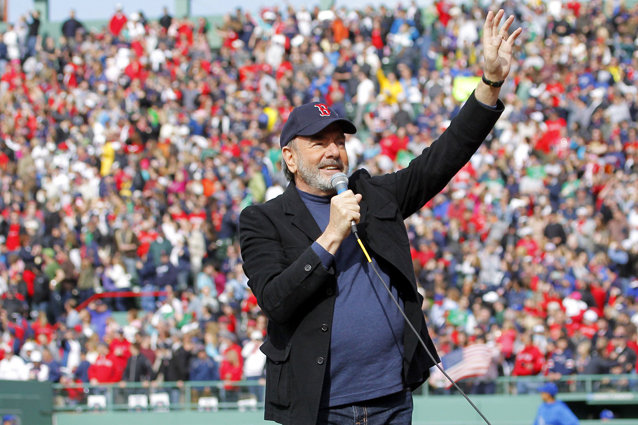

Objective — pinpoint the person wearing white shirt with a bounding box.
[26,351,50,382]
[0,347,28,381]
[353,69,375,128]
[242,331,266,403]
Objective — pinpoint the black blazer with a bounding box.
[239,92,503,425]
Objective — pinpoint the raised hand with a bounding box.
[482,9,522,83]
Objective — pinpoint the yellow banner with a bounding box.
[452,76,481,102]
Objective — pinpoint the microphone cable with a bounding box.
[351,228,493,425]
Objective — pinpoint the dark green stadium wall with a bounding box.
[0,380,53,425]
[51,394,638,425]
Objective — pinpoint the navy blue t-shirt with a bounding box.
[298,189,405,407]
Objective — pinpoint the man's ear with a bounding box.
[282,144,297,174]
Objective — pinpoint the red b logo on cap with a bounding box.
[314,104,331,117]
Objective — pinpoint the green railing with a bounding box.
[424,373,638,397]
[52,374,638,413]
[52,380,263,412]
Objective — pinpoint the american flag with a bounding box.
[429,343,493,389]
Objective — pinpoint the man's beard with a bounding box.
[295,154,344,193]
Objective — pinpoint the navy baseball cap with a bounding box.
[280,102,356,148]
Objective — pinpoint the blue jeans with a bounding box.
[317,390,413,425]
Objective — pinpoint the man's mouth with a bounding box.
[320,163,342,172]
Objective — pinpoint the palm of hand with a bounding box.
[482,10,523,82]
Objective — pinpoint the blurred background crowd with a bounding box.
[0,0,636,404]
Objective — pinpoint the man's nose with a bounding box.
[325,141,340,157]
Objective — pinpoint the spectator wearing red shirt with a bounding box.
[513,332,545,394]
[88,343,118,384]
[108,4,128,37]
[108,329,131,381]
[218,331,243,402]
[32,311,55,344]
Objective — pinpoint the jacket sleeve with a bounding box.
[368,92,503,219]
[239,205,334,325]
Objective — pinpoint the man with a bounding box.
[608,325,637,391]
[122,343,152,383]
[26,350,50,381]
[88,343,117,385]
[108,4,128,38]
[189,345,219,402]
[0,346,28,381]
[60,10,84,40]
[239,9,521,425]
[533,382,579,425]
[26,10,40,58]
[159,7,173,32]
[513,331,545,394]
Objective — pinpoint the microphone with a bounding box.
[330,172,349,194]
[330,173,358,235]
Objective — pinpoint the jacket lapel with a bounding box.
[282,183,322,242]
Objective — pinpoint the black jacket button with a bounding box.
[321,324,329,332]
[317,357,325,365]
[304,264,312,272]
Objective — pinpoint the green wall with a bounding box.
[51,394,627,425]
[0,380,52,425]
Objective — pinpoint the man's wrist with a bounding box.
[481,74,504,88]
[316,229,343,255]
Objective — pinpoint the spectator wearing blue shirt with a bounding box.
[137,252,157,311]
[195,262,217,295]
[546,336,576,392]
[42,348,62,383]
[87,300,111,340]
[155,251,179,289]
[534,382,579,425]
[189,346,219,400]
[74,350,91,382]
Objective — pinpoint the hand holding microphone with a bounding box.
[330,173,361,236]
[316,173,362,255]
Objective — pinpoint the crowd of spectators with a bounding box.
[0,0,637,408]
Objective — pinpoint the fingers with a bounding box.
[483,10,494,38]
[336,190,361,215]
[506,27,523,45]
[492,9,505,33]
[486,9,518,42]
[331,190,361,233]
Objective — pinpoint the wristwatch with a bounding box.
[481,74,505,88]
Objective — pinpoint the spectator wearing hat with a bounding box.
[533,382,579,425]
[26,350,49,381]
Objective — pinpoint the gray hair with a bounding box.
[282,139,297,182]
